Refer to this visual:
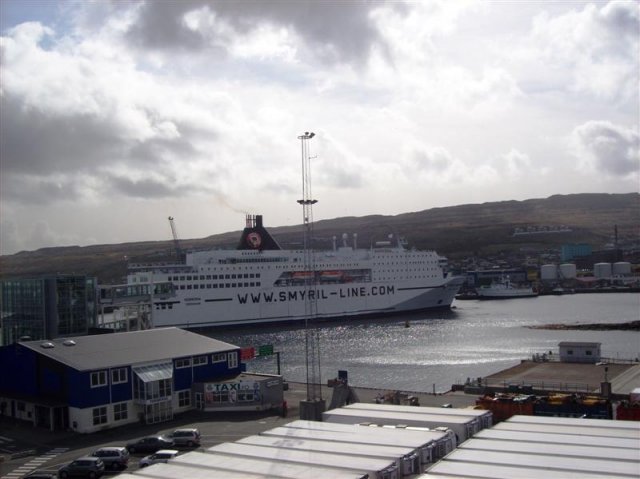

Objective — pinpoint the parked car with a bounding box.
[90,446,130,470]
[126,435,174,454]
[139,449,179,467]
[58,456,105,478]
[169,428,201,447]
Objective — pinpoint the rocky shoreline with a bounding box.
[528,320,640,331]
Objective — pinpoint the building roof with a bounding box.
[19,327,238,371]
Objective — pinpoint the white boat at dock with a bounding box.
[476,275,538,299]
[124,215,464,329]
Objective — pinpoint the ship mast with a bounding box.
[297,131,326,420]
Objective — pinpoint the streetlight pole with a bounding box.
[297,131,325,420]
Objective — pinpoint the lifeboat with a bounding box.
[320,271,344,281]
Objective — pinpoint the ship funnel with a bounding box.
[333,236,337,251]
[342,233,348,247]
[353,233,358,249]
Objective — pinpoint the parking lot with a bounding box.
[1,382,476,478]
[1,407,293,478]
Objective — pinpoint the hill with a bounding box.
[1,193,637,283]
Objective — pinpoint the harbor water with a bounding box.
[212,293,640,393]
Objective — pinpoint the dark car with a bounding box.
[126,435,174,454]
[58,456,105,478]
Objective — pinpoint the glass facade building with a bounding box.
[0,275,97,346]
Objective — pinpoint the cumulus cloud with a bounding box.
[0,1,637,255]
[411,146,454,172]
[571,121,639,177]
[529,0,639,101]
[125,0,395,66]
[502,149,533,179]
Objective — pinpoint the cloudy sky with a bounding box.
[1,0,638,255]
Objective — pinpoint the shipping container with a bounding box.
[442,449,639,477]
[237,434,420,476]
[265,422,451,464]
[506,414,639,430]
[284,419,457,459]
[494,421,640,439]
[132,463,279,479]
[205,442,399,479]
[322,407,478,442]
[474,428,639,449]
[459,437,639,462]
[172,450,367,479]
[343,402,494,429]
[425,459,632,479]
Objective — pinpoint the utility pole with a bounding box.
[297,131,326,420]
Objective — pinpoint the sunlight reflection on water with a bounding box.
[213,293,640,392]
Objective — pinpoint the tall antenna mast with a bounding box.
[297,131,325,420]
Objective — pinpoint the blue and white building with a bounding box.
[0,328,275,433]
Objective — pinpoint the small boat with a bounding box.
[477,275,538,299]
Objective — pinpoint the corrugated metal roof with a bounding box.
[19,327,237,370]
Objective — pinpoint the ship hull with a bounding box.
[150,276,464,329]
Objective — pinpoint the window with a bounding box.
[91,371,107,388]
[113,402,128,421]
[238,390,254,402]
[176,358,192,369]
[111,368,127,385]
[228,352,238,369]
[92,406,107,425]
[193,355,208,366]
[178,390,191,407]
[212,353,226,363]
[159,379,171,397]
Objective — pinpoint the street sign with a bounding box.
[258,344,274,356]
[240,347,255,361]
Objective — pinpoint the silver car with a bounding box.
[169,428,201,447]
[139,449,179,467]
[91,446,130,470]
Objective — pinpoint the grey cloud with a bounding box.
[573,121,639,176]
[0,95,123,176]
[600,0,639,41]
[318,166,364,189]
[126,0,397,64]
[412,147,452,172]
[107,176,186,198]
[125,0,208,51]
[0,174,84,205]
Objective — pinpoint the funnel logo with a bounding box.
[246,232,262,249]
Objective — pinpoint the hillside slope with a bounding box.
[1,193,637,283]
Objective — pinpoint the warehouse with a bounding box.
[0,327,282,432]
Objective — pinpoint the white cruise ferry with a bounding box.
[127,215,464,329]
